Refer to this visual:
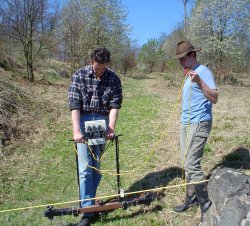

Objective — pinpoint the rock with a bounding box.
[207,168,250,226]
[241,212,250,226]
[208,168,250,211]
[219,196,250,226]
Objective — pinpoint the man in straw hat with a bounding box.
[173,41,218,226]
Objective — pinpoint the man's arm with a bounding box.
[71,109,85,142]
[189,70,218,104]
[106,108,119,140]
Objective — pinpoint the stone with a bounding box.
[208,168,250,211]
[206,167,250,226]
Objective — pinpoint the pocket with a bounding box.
[101,88,112,105]
[81,88,93,104]
[196,121,212,138]
[90,96,101,108]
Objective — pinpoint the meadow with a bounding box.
[0,69,249,226]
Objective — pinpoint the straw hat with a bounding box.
[174,41,201,59]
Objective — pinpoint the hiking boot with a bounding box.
[77,216,93,226]
[174,178,198,212]
[194,182,212,226]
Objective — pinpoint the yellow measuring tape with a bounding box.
[0,179,208,213]
[76,75,188,176]
[0,73,196,215]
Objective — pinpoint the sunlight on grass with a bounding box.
[1,73,249,226]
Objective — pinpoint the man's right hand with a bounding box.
[73,131,85,143]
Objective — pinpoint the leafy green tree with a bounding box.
[138,38,161,73]
[187,0,249,74]
[61,0,130,73]
[162,24,184,72]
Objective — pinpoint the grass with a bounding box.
[0,68,249,226]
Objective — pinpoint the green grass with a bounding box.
[0,75,173,226]
[0,71,249,226]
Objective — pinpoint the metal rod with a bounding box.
[115,135,121,198]
[75,143,81,208]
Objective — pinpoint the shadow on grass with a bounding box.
[98,167,182,224]
[212,147,250,172]
[65,204,163,225]
[99,204,163,224]
[127,166,182,192]
[65,167,182,225]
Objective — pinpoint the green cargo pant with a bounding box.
[180,120,212,182]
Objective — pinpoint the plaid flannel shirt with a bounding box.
[68,65,123,115]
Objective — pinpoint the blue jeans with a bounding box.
[77,113,108,210]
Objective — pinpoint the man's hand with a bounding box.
[105,127,114,140]
[73,131,85,143]
[189,70,218,104]
[189,70,201,84]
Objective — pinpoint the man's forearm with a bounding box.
[109,108,119,130]
[198,79,218,104]
[71,109,81,133]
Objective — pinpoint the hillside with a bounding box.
[0,61,249,225]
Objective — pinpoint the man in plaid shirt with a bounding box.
[68,47,122,226]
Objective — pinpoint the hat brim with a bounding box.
[173,48,202,59]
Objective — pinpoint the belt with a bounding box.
[81,110,109,116]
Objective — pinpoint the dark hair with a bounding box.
[91,47,110,63]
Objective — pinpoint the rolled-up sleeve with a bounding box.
[68,71,82,110]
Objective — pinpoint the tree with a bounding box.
[162,24,184,72]
[179,0,194,37]
[60,0,130,73]
[60,0,87,72]
[1,0,58,82]
[138,38,161,73]
[120,44,137,76]
[187,0,249,74]
[183,0,188,36]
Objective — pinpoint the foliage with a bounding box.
[187,0,250,75]
[162,24,184,72]
[0,0,59,82]
[138,38,163,73]
[60,0,130,73]
[119,46,137,76]
[0,0,249,79]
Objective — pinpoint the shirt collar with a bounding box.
[192,63,200,71]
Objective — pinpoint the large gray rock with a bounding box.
[207,168,250,226]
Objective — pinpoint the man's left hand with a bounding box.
[105,127,114,140]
